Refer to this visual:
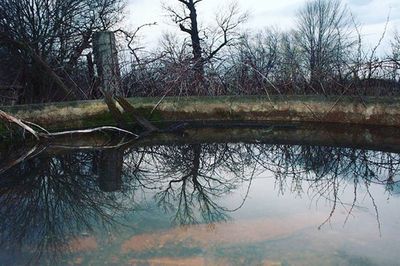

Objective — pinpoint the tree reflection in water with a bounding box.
[130,143,257,225]
[0,138,399,264]
[0,149,130,264]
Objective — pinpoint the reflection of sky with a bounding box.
[192,176,400,265]
[99,169,400,265]
[392,182,400,196]
[125,0,400,55]
[2,143,400,265]
[92,176,400,265]
[227,176,400,233]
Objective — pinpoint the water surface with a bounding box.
[0,126,399,265]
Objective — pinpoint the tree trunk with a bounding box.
[187,1,204,80]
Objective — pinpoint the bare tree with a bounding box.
[164,0,203,76]
[164,0,247,92]
[390,29,400,81]
[0,0,125,103]
[295,0,354,89]
[229,29,280,94]
[392,30,400,59]
[277,31,305,93]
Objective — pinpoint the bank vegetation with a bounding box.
[0,0,399,106]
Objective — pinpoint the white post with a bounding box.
[93,31,122,95]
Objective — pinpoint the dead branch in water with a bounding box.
[0,109,139,141]
[47,126,138,138]
[0,92,178,145]
[0,110,40,140]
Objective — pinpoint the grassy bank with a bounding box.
[1,95,400,133]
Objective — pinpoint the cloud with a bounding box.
[345,0,398,25]
[347,0,373,6]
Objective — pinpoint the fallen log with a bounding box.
[115,96,159,132]
[103,92,127,127]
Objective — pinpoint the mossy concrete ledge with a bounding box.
[2,95,400,130]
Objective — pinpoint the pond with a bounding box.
[0,124,400,265]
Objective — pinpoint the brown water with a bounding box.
[0,127,399,265]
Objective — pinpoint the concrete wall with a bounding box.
[3,95,400,130]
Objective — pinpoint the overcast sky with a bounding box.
[125,0,400,54]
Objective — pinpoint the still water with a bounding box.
[0,126,400,265]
